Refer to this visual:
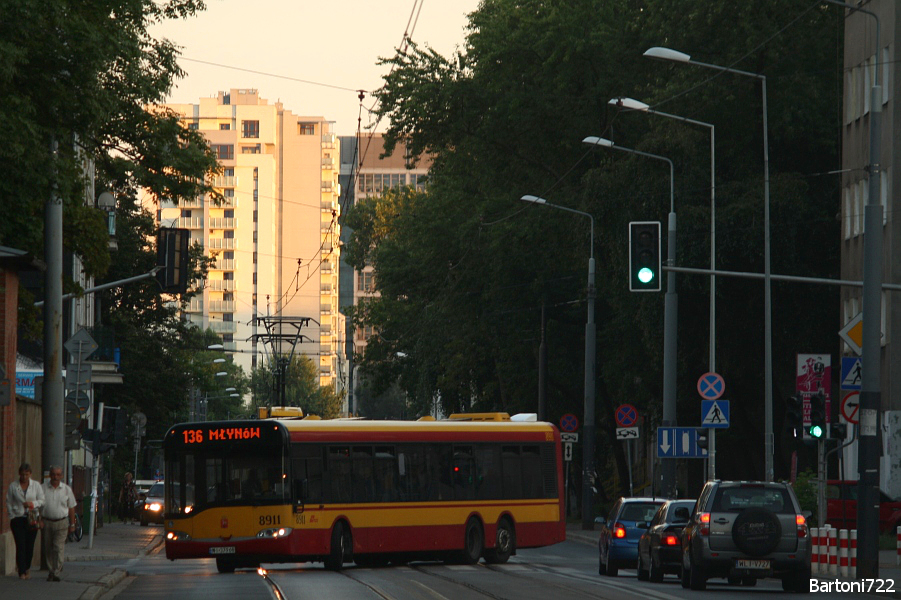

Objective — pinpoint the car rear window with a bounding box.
[713,487,793,513]
[620,502,663,521]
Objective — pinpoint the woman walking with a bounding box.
[6,462,45,579]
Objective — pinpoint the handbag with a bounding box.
[27,508,43,530]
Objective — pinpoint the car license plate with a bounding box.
[736,559,770,569]
[209,547,236,555]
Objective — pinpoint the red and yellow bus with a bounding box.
[162,413,565,572]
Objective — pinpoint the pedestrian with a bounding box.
[118,472,137,524]
[6,462,45,579]
[41,465,77,582]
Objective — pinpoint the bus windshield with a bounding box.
[167,445,287,514]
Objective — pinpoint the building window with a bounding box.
[357,271,374,293]
[241,144,261,154]
[212,144,234,160]
[224,189,235,198]
[242,120,260,138]
[220,123,231,130]
[182,209,192,218]
[298,122,315,135]
[188,122,199,130]
[224,168,234,177]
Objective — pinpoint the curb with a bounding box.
[77,569,127,600]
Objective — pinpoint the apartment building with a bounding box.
[840,2,900,494]
[152,89,344,389]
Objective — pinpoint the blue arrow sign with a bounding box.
[701,399,730,428]
[657,427,709,458]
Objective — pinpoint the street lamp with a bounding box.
[520,194,596,530]
[582,136,677,498]
[609,97,719,479]
[644,45,774,483]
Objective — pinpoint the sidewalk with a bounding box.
[1,522,163,600]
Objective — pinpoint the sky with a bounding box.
[152,0,481,136]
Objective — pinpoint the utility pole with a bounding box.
[43,139,65,472]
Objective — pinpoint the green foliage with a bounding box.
[250,356,344,420]
[351,0,843,482]
[792,469,818,525]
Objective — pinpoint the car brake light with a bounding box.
[699,512,711,536]
[664,534,679,546]
[796,514,808,538]
[614,523,626,538]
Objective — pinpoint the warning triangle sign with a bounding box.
[702,401,728,426]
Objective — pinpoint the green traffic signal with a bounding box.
[809,424,825,439]
[638,267,655,284]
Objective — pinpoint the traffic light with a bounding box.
[100,406,128,446]
[785,394,804,439]
[830,422,848,439]
[808,393,827,439]
[696,429,709,450]
[156,228,190,294]
[64,400,84,451]
[628,221,661,292]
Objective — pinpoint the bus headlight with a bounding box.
[166,531,191,541]
[257,527,292,539]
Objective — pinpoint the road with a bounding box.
[106,535,860,600]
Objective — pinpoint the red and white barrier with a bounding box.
[828,527,838,576]
[896,525,900,566]
[839,529,849,577]
[811,527,820,574]
[849,529,857,579]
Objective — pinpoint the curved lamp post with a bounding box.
[644,45,775,483]
[582,136,677,499]
[520,194,596,530]
[609,97,718,479]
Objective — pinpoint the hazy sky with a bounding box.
[152,0,481,136]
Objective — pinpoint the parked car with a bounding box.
[139,481,165,526]
[637,499,695,582]
[826,480,901,533]
[598,496,666,576]
[680,480,811,592]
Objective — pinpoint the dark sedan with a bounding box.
[637,499,695,582]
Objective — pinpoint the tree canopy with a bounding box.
[347,0,843,490]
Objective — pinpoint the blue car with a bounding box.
[598,497,666,576]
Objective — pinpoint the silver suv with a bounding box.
[680,480,810,592]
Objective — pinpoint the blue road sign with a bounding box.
[840,357,862,391]
[657,427,709,458]
[701,399,730,428]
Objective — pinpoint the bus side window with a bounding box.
[328,446,351,503]
[475,445,502,500]
[521,446,542,499]
[453,446,475,501]
[352,446,374,503]
[374,446,398,502]
[436,445,454,501]
[502,446,523,499]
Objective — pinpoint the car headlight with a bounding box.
[147,502,163,512]
[257,527,293,539]
[166,530,191,541]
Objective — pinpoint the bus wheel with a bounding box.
[216,557,236,574]
[459,518,484,565]
[484,518,515,564]
[325,521,351,571]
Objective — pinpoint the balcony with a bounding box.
[321,284,332,294]
[177,217,203,229]
[209,321,237,334]
[321,261,332,273]
[208,300,236,312]
[319,366,331,376]
[187,299,203,313]
[321,157,335,170]
[321,200,333,211]
[320,323,332,334]
[320,344,332,355]
[218,196,237,208]
[321,180,333,192]
[208,217,237,229]
[180,198,204,209]
[321,303,332,315]
[223,342,237,351]
[209,238,237,250]
[211,175,236,187]
[322,133,336,148]
[211,259,236,271]
[208,279,236,291]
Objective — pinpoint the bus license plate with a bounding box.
[736,559,769,569]
[210,547,236,555]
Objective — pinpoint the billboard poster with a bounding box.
[15,370,42,399]
[796,354,831,425]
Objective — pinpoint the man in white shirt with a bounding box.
[41,465,77,582]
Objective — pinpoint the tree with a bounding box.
[0,0,220,310]
[349,0,843,487]
[250,356,344,420]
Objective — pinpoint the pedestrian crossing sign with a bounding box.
[701,399,729,428]
[840,357,862,391]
